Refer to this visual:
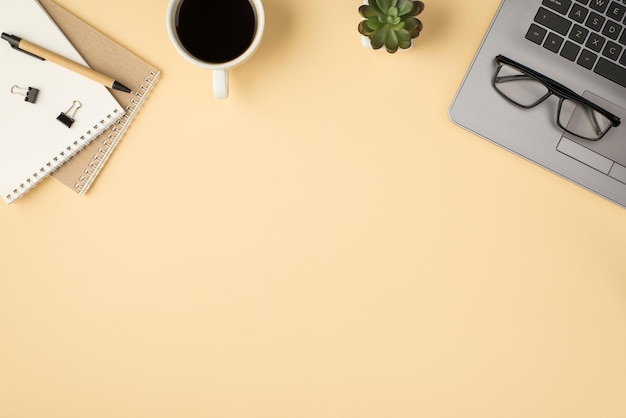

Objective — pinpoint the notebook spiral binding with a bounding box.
[6,108,123,203]
[74,69,161,194]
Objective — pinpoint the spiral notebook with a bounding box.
[39,0,161,195]
[0,0,124,204]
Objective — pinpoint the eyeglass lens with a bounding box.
[558,99,613,140]
[493,64,549,107]
[493,63,613,140]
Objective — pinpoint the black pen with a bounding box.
[1,32,132,93]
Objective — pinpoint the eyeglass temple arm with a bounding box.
[583,105,604,136]
[495,55,621,127]
[493,74,537,83]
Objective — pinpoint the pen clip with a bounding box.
[1,33,44,60]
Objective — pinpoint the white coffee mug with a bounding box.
[166,0,265,99]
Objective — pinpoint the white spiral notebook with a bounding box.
[0,0,124,204]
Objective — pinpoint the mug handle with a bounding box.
[213,69,229,99]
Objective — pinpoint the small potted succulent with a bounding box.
[358,0,425,53]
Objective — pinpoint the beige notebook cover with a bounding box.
[39,0,160,194]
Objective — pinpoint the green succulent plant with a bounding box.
[358,0,424,53]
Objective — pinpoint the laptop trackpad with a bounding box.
[557,91,626,183]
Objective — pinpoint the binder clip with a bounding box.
[11,85,39,103]
[57,100,82,128]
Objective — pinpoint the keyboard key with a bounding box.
[594,57,626,86]
[607,1,626,21]
[545,32,565,52]
[561,40,582,60]
[620,50,626,65]
[535,7,573,35]
[589,0,610,13]
[542,0,572,14]
[602,20,623,39]
[589,0,609,13]
[578,49,598,68]
[526,23,548,44]
[585,11,605,31]
[602,40,623,60]
[569,24,590,43]
[575,0,590,4]
[586,33,607,51]
[569,3,589,22]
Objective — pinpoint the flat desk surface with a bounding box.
[2,1,626,417]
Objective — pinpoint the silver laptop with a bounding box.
[450,0,626,208]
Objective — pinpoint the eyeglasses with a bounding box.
[492,55,621,141]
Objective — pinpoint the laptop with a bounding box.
[450,0,626,208]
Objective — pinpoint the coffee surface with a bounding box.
[176,0,256,64]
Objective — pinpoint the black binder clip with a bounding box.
[57,100,82,128]
[11,85,39,103]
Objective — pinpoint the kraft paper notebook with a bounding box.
[39,0,160,195]
[0,0,124,204]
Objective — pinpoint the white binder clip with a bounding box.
[11,85,39,103]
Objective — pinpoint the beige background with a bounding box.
[2,0,626,417]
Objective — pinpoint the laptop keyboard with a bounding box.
[526,0,626,88]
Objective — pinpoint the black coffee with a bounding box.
[176,0,257,64]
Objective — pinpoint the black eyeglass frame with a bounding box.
[492,54,621,141]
